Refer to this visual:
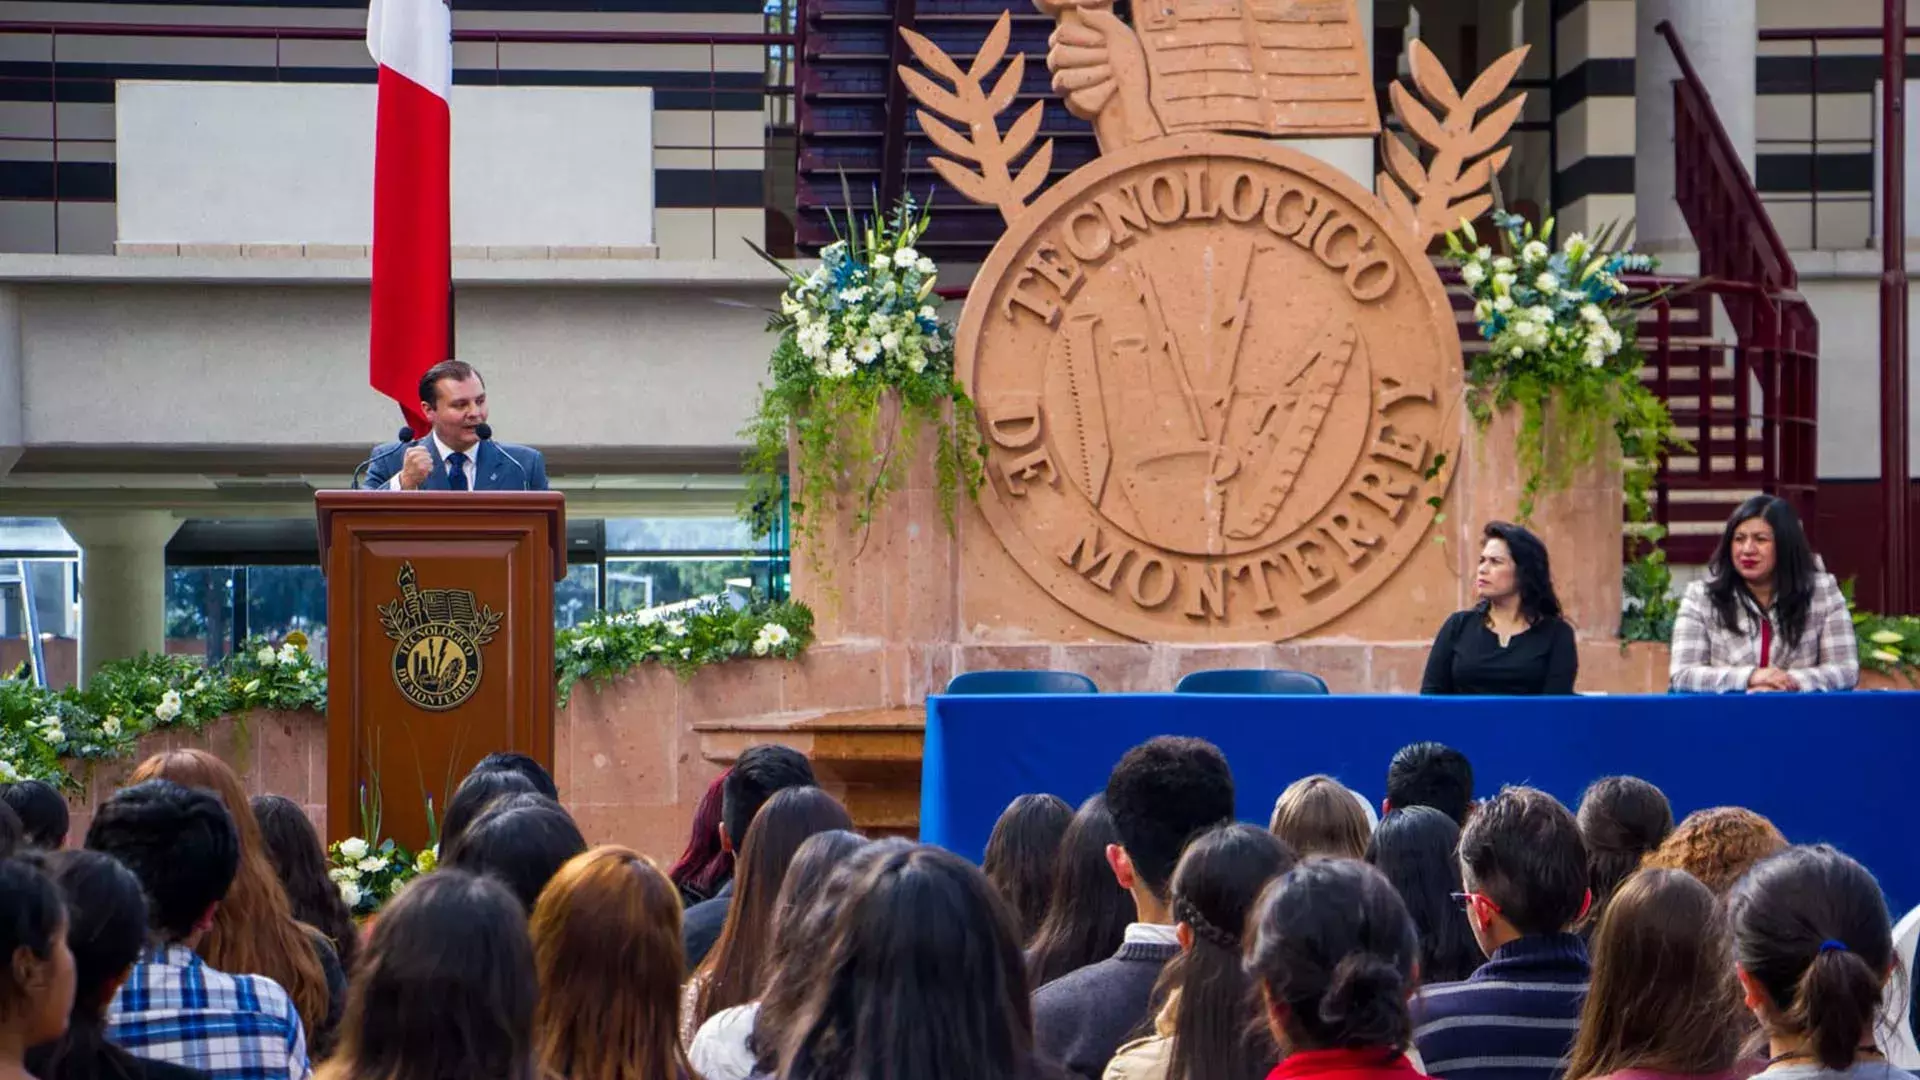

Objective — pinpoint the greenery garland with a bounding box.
[740,194,985,575]
[553,595,813,704]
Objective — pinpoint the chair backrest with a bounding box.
[1883,902,1920,1068]
[1175,668,1330,695]
[944,670,1098,695]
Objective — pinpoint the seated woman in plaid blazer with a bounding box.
[1669,495,1858,693]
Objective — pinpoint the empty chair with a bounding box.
[1175,669,1330,695]
[945,671,1098,695]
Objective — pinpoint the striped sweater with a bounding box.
[1411,933,1590,1080]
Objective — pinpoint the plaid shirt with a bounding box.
[108,943,311,1080]
[1669,572,1859,693]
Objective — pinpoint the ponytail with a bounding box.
[1319,952,1414,1050]
[1791,946,1884,1071]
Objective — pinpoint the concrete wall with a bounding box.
[1797,257,1920,479]
[116,83,655,251]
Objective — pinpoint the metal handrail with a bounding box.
[0,21,794,46]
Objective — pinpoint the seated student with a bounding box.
[27,850,209,1080]
[1104,824,1296,1080]
[0,856,75,1080]
[1270,775,1371,860]
[1383,742,1475,826]
[1565,869,1749,1080]
[1423,522,1578,695]
[1033,737,1236,1080]
[1730,846,1914,1080]
[668,771,734,909]
[87,780,311,1080]
[1367,807,1484,986]
[1574,777,1673,936]
[1246,858,1428,1080]
[468,751,559,799]
[1414,786,1591,1080]
[317,871,535,1080]
[1640,806,1786,898]
[3,780,70,850]
[251,796,359,976]
[683,745,817,972]
[1671,495,1858,693]
[436,770,539,859]
[1026,796,1132,991]
[983,794,1074,946]
[443,793,586,915]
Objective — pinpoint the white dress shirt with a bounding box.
[388,431,480,490]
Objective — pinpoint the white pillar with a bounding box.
[59,511,181,681]
[1635,0,1757,253]
[1284,0,1377,188]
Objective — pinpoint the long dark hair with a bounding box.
[1574,777,1673,936]
[1162,825,1296,1080]
[1247,858,1419,1053]
[1566,869,1743,1080]
[438,770,539,859]
[252,795,358,973]
[1705,494,1818,652]
[1026,795,1132,989]
[983,794,1073,945]
[1482,521,1563,625]
[1364,806,1481,985]
[778,845,1041,1080]
[322,871,535,1080]
[667,770,733,907]
[690,785,853,1031]
[1729,845,1896,1071]
[26,851,144,1080]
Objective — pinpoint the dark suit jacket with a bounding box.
[682,880,734,974]
[360,437,549,491]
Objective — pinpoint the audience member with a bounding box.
[1575,777,1673,935]
[26,850,207,1080]
[683,745,817,972]
[1384,742,1474,826]
[467,751,560,800]
[129,752,338,1060]
[0,802,24,860]
[984,794,1074,945]
[668,770,734,909]
[1106,823,1296,1080]
[1033,736,1235,1080]
[1366,806,1482,985]
[1670,494,1859,693]
[771,845,1058,1080]
[87,780,310,1080]
[1565,869,1747,1080]
[0,856,74,1080]
[530,846,689,1080]
[1027,796,1132,991]
[1246,858,1426,1080]
[1423,521,1578,695]
[1642,807,1787,897]
[443,793,587,914]
[250,796,358,977]
[1413,786,1591,1080]
[691,830,869,1080]
[436,769,539,859]
[3,780,69,850]
[1270,775,1371,860]
[315,871,534,1080]
[685,786,853,1043]
[1730,846,1912,1080]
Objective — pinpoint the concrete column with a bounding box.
[58,511,182,681]
[1283,0,1376,188]
[0,286,21,478]
[1635,0,1757,253]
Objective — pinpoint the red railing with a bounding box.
[0,19,797,254]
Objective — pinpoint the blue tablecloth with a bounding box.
[922,692,1920,912]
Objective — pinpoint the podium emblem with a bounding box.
[378,562,502,711]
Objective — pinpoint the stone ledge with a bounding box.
[0,253,793,288]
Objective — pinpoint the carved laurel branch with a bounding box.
[1377,41,1530,244]
[898,12,1055,225]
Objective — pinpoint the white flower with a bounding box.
[827,349,854,379]
[1473,300,1493,320]
[339,837,370,861]
[853,338,881,365]
[666,621,688,638]
[1492,256,1514,273]
[1491,272,1516,295]
[1580,304,1605,324]
[1461,262,1487,287]
[762,623,791,648]
[1510,345,1525,357]
[679,647,691,660]
[154,691,181,723]
[357,855,388,873]
[906,349,928,374]
[329,865,359,883]
[1512,321,1539,344]
[103,714,123,737]
[919,304,936,321]
[1476,246,1493,261]
[0,761,18,783]
[256,646,277,666]
[892,246,919,268]
[780,294,803,316]
[1493,295,1514,313]
[1528,306,1554,324]
[338,881,363,908]
[807,267,829,289]
[916,257,935,275]
[1535,272,1559,293]
[1522,240,1549,263]
[1565,232,1588,257]
[878,331,900,354]
[278,643,300,665]
[838,286,868,303]
[296,669,311,684]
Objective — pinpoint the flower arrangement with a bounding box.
[554,595,814,704]
[327,834,433,916]
[1448,212,1681,522]
[742,193,986,573]
[1849,590,1920,681]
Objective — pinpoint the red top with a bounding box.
[1268,1047,1427,1080]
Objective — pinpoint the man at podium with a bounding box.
[360,360,550,492]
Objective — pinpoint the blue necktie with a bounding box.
[447,451,469,492]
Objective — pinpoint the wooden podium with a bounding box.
[316,491,566,847]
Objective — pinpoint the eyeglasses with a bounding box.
[1450,891,1502,915]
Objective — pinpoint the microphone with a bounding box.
[475,423,532,491]
[350,427,418,490]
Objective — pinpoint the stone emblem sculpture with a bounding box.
[899,2,1526,641]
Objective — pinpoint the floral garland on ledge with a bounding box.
[740,194,986,575]
[1449,212,1681,524]
[554,595,813,705]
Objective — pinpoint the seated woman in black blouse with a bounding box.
[1421,521,1578,695]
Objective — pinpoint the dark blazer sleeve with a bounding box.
[1421,612,1466,695]
[359,441,407,490]
[1543,619,1578,695]
[524,448,550,492]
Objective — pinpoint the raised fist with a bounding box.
[398,445,433,491]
